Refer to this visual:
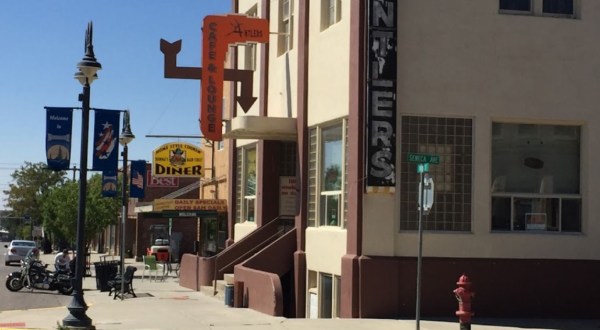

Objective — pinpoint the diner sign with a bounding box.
[152,142,204,177]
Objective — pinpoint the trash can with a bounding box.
[94,260,120,292]
[224,284,234,307]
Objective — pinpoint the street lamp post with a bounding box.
[63,21,101,330]
[119,110,135,300]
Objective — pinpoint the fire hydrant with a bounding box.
[454,274,474,330]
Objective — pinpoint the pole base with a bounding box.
[63,292,95,329]
[460,323,471,330]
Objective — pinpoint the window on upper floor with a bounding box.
[279,0,294,55]
[244,5,258,71]
[321,0,341,31]
[499,0,575,17]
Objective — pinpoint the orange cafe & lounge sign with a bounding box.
[152,142,204,177]
[153,199,227,213]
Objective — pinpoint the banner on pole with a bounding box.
[92,109,120,172]
[102,170,118,197]
[45,107,73,171]
[130,160,147,198]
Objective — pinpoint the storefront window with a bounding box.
[491,123,581,232]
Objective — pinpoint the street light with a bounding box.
[119,110,134,300]
[63,21,101,329]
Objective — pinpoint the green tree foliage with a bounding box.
[2,162,66,237]
[41,173,119,245]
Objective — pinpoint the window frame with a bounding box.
[490,122,582,233]
[279,0,294,55]
[236,145,257,223]
[321,0,342,31]
[499,0,576,18]
[308,119,348,228]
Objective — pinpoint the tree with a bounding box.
[2,162,66,238]
[41,173,119,246]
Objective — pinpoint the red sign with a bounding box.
[146,171,179,187]
[201,15,269,141]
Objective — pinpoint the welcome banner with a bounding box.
[45,107,73,171]
[92,109,120,172]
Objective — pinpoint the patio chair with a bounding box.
[107,266,137,300]
[142,255,163,282]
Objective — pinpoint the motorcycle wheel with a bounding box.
[5,276,24,292]
[58,284,73,295]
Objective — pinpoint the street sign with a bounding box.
[418,174,435,214]
[407,153,440,164]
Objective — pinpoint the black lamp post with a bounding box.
[119,110,134,300]
[63,21,101,329]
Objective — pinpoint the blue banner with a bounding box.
[101,170,118,197]
[130,160,147,198]
[45,107,73,171]
[92,109,120,172]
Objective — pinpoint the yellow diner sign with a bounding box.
[152,142,204,177]
[153,199,227,212]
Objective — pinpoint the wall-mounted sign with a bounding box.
[366,0,397,191]
[152,142,204,177]
[146,170,179,187]
[153,199,227,213]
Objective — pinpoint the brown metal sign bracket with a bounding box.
[159,39,257,112]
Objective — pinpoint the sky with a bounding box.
[0,1,232,209]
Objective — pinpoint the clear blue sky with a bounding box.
[0,1,232,209]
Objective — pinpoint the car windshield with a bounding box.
[13,241,36,247]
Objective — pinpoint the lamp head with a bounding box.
[119,110,135,146]
[75,21,102,85]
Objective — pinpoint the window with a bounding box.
[279,0,294,55]
[308,272,341,319]
[321,0,342,30]
[491,123,581,232]
[400,116,473,231]
[308,120,348,228]
[500,0,531,12]
[543,0,573,15]
[244,5,258,71]
[236,146,257,222]
[499,0,575,17]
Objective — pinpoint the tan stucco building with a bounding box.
[178,0,600,319]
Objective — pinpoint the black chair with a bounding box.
[107,266,137,300]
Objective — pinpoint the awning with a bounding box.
[223,116,297,141]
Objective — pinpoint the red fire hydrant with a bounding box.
[454,274,474,330]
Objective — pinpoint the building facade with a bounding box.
[179,0,600,319]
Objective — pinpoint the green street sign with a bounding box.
[407,153,440,164]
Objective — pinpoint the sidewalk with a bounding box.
[0,253,598,330]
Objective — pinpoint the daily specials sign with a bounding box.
[152,142,204,177]
[153,199,227,213]
[366,0,397,190]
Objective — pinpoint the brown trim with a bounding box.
[260,0,270,117]
[228,0,239,247]
[341,0,366,318]
[294,0,310,318]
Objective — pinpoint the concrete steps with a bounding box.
[199,273,234,303]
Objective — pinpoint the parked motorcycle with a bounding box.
[5,249,73,295]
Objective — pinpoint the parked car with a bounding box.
[4,240,37,266]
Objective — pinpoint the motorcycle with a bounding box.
[5,249,74,295]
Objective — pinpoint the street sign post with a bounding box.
[407,152,438,330]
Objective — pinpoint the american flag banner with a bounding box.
[129,160,147,198]
[92,109,120,172]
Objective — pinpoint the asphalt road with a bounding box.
[0,241,72,311]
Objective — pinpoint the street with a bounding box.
[0,241,72,311]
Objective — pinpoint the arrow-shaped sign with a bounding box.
[160,39,257,112]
